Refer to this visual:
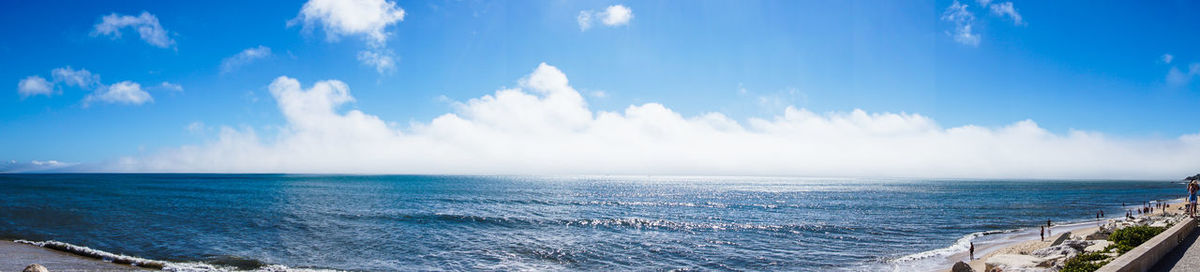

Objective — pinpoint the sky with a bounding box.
[2,0,1200,178]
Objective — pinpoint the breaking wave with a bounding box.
[14,240,341,272]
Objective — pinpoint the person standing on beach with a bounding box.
[1188,180,1199,217]
[1040,226,1044,241]
[969,242,975,260]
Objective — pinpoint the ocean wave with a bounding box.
[430,198,787,209]
[873,228,1019,272]
[14,240,341,272]
[389,213,853,235]
[887,229,1016,264]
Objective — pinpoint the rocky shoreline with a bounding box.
[950,201,1188,272]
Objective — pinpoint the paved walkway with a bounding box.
[1152,223,1200,272]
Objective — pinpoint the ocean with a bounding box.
[0,174,1184,271]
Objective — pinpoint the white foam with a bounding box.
[878,228,1018,271]
[14,240,342,272]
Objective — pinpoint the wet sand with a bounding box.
[0,240,152,271]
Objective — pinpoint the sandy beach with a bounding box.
[947,200,1187,272]
[0,240,151,271]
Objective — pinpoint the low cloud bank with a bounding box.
[113,63,1200,179]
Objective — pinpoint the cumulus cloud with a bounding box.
[988,2,1024,26]
[84,81,152,106]
[17,76,55,97]
[52,67,101,89]
[578,5,633,31]
[941,1,979,46]
[292,0,405,74]
[293,0,405,45]
[220,46,272,73]
[115,63,1200,179]
[20,67,159,106]
[356,49,397,74]
[91,11,175,48]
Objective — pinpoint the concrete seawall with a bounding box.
[1096,217,1196,272]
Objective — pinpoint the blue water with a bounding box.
[0,174,1185,271]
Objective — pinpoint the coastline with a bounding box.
[0,240,152,271]
[942,198,1187,272]
[1,239,342,272]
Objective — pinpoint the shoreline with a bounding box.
[0,240,152,271]
[942,198,1188,272]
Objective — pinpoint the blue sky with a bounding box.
[2,0,1200,178]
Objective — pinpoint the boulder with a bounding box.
[1037,255,1069,269]
[1031,244,1081,259]
[1059,239,1092,251]
[1084,240,1113,252]
[985,254,1050,272]
[1049,232,1072,246]
[952,261,975,272]
[23,264,48,272]
[1085,231,1110,240]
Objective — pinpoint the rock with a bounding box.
[1037,255,1068,268]
[1084,240,1113,252]
[1031,244,1081,259]
[952,261,975,272]
[23,264,48,272]
[1049,232,1072,246]
[985,254,1051,272]
[1086,230,1110,240]
[1059,239,1092,251]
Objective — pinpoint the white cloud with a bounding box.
[91,11,175,48]
[292,0,405,46]
[156,81,184,92]
[577,11,594,31]
[357,49,397,74]
[21,66,158,106]
[292,0,405,74]
[116,63,1200,179]
[220,46,272,73]
[17,76,55,97]
[941,1,980,46]
[1,160,75,173]
[988,2,1024,26]
[578,5,633,31]
[1167,62,1200,86]
[589,90,608,98]
[1162,54,1175,64]
[52,67,100,89]
[85,81,153,106]
[976,0,993,5]
[601,5,633,26]
[31,160,63,166]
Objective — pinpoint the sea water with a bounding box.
[0,174,1183,271]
